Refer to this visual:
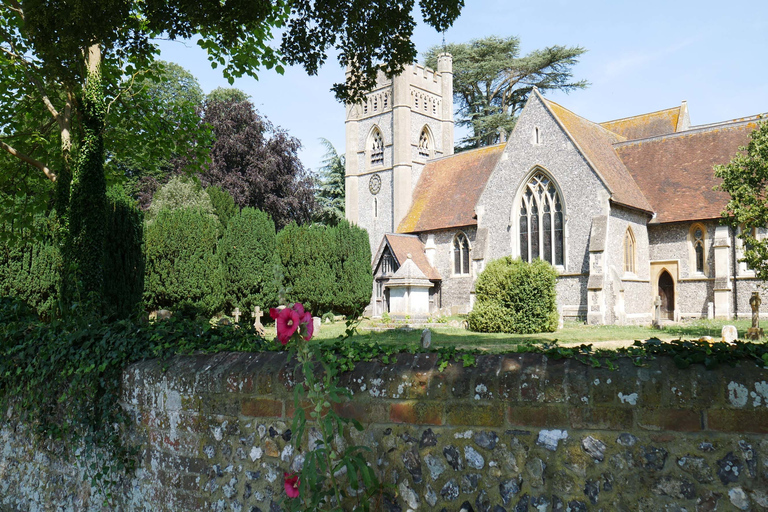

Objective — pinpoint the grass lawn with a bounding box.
[261,317,760,353]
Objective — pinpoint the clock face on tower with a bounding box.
[369,173,381,195]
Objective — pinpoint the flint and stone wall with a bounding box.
[3,352,768,511]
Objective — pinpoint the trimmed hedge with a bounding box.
[144,207,219,315]
[216,207,279,315]
[468,257,558,334]
[277,220,372,317]
[0,235,60,319]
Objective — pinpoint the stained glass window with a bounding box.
[453,233,470,275]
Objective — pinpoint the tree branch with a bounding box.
[0,140,56,181]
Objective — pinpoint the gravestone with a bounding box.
[156,309,172,321]
[721,325,738,344]
[653,296,662,328]
[232,307,241,324]
[707,302,714,320]
[251,306,265,337]
[312,316,321,335]
[747,291,763,340]
[420,328,432,349]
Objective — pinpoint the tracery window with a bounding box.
[692,225,705,273]
[624,228,636,274]
[380,248,398,275]
[518,171,564,266]
[418,128,430,158]
[370,129,384,167]
[453,232,470,275]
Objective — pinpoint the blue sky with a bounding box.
[158,0,768,174]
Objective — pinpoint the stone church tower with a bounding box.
[345,55,454,251]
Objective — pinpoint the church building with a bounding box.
[344,54,767,324]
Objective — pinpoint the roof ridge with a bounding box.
[599,105,681,126]
[425,142,506,164]
[613,114,768,147]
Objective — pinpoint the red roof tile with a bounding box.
[542,96,654,213]
[397,144,505,233]
[615,121,759,223]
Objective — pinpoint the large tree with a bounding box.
[425,36,588,149]
[189,96,315,230]
[715,121,768,279]
[314,138,346,226]
[1,0,463,310]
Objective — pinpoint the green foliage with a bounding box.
[313,138,345,226]
[0,230,60,319]
[207,87,250,104]
[144,207,219,315]
[424,36,588,149]
[715,120,768,279]
[468,257,558,334]
[277,221,372,317]
[329,220,373,316]
[103,185,144,319]
[207,185,239,231]
[0,295,265,497]
[60,68,108,311]
[216,207,280,315]
[146,176,215,223]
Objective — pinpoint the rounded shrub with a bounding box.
[144,207,219,315]
[216,207,279,315]
[468,256,558,334]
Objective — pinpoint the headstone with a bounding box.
[420,328,432,349]
[557,304,564,330]
[232,307,241,324]
[157,309,172,321]
[312,316,321,335]
[653,296,662,328]
[721,325,738,344]
[707,302,714,320]
[699,336,714,344]
[252,306,265,337]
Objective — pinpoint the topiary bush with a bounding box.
[468,256,558,334]
[276,221,372,317]
[144,207,219,315]
[216,207,279,316]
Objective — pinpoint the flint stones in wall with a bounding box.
[722,324,738,343]
[536,429,568,451]
[581,436,606,462]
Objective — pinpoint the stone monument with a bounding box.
[747,291,763,340]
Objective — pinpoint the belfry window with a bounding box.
[624,228,636,274]
[518,171,564,266]
[418,128,430,158]
[370,129,384,167]
[453,232,470,275]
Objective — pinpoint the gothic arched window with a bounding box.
[453,232,470,275]
[418,128,431,158]
[370,129,384,167]
[518,171,564,266]
[689,223,707,274]
[624,227,636,274]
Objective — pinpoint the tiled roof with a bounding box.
[599,106,683,140]
[384,234,441,280]
[542,96,654,213]
[615,120,760,223]
[397,144,505,233]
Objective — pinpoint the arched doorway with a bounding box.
[658,270,675,320]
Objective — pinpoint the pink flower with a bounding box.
[284,472,300,498]
[270,307,300,345]
[270,303,314,344]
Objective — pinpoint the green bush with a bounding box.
[103,186,144,319]
[277,221,372,317]
[144,207,219,315]
[468,257,558,334]
[207,185,238,231]
[0,235,60,319]
[216,207,279,315]
[146,176,214,223]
